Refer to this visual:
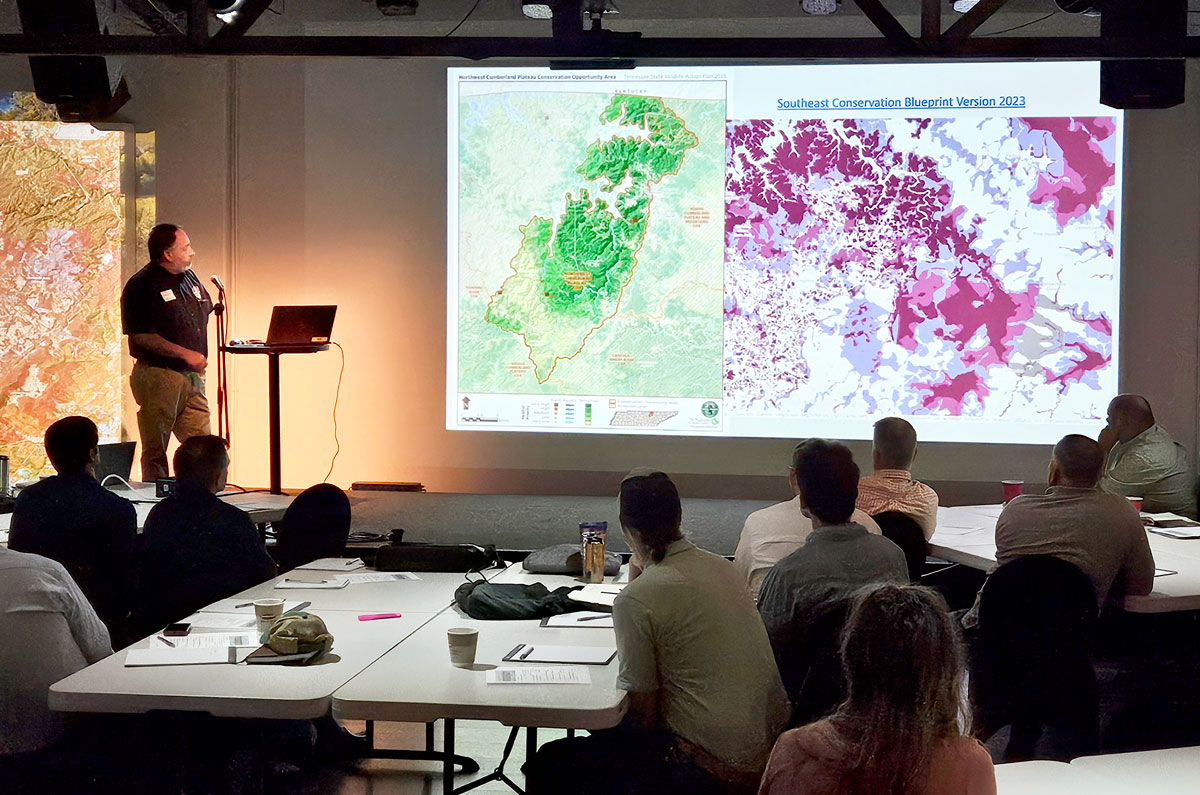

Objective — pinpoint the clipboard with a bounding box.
[502,643,617,665]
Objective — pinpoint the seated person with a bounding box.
[8,416,137,637]
[758,584,995,795]
[135,435,277,633]
[1,546,112,759]
[856,416,939,540]
[734,443,882,602]
[527,471,789,794]
[994,434,1154,611]
[757,440,908,721]
[1098,394,1197,518]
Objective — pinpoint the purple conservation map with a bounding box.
[724,116,1119,425]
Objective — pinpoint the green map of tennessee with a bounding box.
[484,95,698,383]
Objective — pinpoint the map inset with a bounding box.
[0,122,126,479]
[457,87,725,398]
[725,116,1119,422]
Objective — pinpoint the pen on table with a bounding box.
[518,646,534,660]
[235,602,253,609]
[358,612,404,621]
[577,615,611,622]
[158,636,175,648]
[282,601,311,616]
[600,589,621,595]
[505,643,525,659]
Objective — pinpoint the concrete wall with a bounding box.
[3,55,1197,504]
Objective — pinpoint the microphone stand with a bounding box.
[213,289,230,445]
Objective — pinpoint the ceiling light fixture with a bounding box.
[951,0,979,12]
[800,0,839,15]
[521,1,554,19]
[376,0,418,16]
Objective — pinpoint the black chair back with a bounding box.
[273,484,352,572]
[872,511,927,582]
[971,555,1099,758]
[771,597,851,727]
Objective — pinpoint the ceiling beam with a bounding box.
[851,0,919,53]
[921,0,941,48]
[187,0,209,48]
[212,0,281,43]
[0,33,1195,60]
[941,0,1012,50]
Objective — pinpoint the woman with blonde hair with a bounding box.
[759,584,995,795]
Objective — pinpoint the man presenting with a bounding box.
[120,224,213,481]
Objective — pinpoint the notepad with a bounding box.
[274,578,349,590]
[125,648,242,667]
[542,611,614,628]
[295,557,366,572]
[157,632,257,649]
[502,643,617,665]
[1147,526,1200,540]
[337,572,419,585]
[567,584,624,608]
[487,667,592,685]
[185,613,257,630]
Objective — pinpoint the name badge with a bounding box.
[191,284,202,300]
[160,289,176,303]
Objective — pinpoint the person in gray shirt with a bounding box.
[758,439,908,723]
[1098,394,1196,519]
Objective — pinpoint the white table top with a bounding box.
[1071,746,1200,790]
[930,504,1200,613]
[332,608,627,729]
[201,569,469,615]
[49,610,435,719]
[994,760,1124,794]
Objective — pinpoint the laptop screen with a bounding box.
[265,305,337,345]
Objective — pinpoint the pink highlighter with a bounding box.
[358,613,404,621]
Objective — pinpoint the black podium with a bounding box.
[221,343,329,495]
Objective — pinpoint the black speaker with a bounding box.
[1100,0,1186,109]
[16,0,130,121]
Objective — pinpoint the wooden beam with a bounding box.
[921,0,942,48]
[941,0,1011,50]
[212,0,280,43]
[0,33,1194,60]
[852,0,919,52]
[187,0,209,49]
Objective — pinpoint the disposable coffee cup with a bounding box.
[253,598,285,635]
[448,627,479,667]
[1001,480,1024,504]
[1127,496,1144,512]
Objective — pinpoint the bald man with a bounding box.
[1098,395,1196,519]
[994,434,1154,611]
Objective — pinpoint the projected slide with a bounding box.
[447,63,1122,444]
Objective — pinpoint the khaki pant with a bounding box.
[130,360,211,481]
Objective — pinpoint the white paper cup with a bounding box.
[447,627,479,667]
[254,598,284,635]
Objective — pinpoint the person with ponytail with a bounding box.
[758,584,996,795]
[527,470,789,794]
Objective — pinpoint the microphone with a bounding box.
[210,274,226,294]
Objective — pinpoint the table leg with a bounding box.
[426,720,436,751]
[267,353,283,495]
[444,718,456,795]
[525,727,537,765]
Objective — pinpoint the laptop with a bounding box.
[96,441,136,485]
[265,305,337,346]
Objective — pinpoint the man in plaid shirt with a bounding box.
[856,417,939,540]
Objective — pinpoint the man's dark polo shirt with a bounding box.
[120,263,212,371]
[136,480,277,632]
[9,472,138,634]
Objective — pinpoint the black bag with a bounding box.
[454,581,591,620]
[375,542,501,573]
[522,543,621,576]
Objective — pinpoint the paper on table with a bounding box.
[295,558,366,572]
[224,500,281,512]
[567,584,624,607]
[504,644,617,665]
[1147,526,1200,540]
[487,667,592,685]
[185,613,256,630]
[336,572,419,585]
[543,611,614,628]
[216,600,304,614]
[124,648,240,667]
[157,632,257,649]
[274,578,349,590]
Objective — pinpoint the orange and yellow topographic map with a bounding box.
[0,122,125,480]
